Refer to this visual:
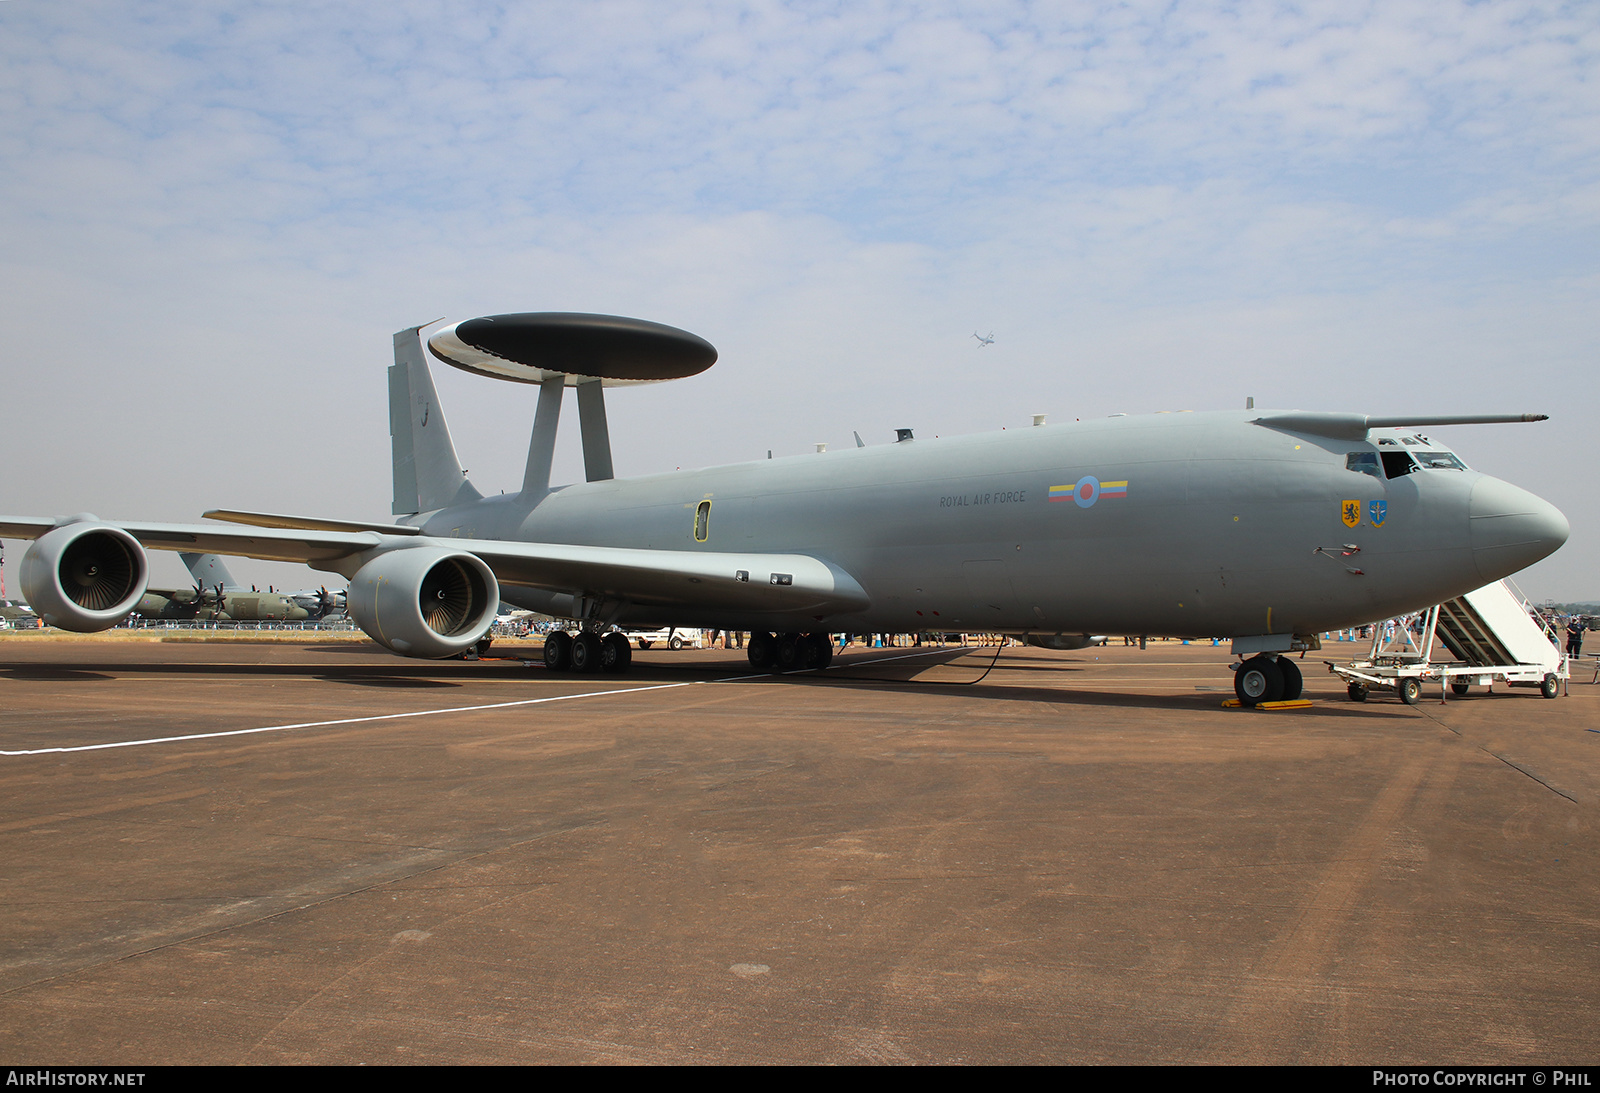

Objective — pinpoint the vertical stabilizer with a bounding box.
[390,326,482,515]
[179,553,241,592]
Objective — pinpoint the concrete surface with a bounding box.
[1,635,1596,1064]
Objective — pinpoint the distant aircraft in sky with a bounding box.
[973,331,995,346]
[1,311,1567,704]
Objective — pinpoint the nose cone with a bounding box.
[1470,476,1569,582]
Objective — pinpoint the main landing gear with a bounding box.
[1233,654,1303,707]
[543,630,633,674]
[539,629,837,676]
[747,632,833,672]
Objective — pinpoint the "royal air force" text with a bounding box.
[939,489,1027,508]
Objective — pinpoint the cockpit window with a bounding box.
[1346,452,1381,478]
[1381,451,1417,478]
[1415,451,1467,470]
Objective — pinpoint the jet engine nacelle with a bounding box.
[1023,633,1104,651]
[19,519,149,632]
[346,547,499,658]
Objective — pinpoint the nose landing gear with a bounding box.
[1233,654,1303,707]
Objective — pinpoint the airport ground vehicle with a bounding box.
[622,627,704,650]
[1328,579,1568,703]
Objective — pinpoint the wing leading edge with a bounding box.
[0,515,380,564]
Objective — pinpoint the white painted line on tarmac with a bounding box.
[1,647,979,757]
[1,679,703,757]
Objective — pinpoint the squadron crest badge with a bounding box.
[1370,500,1387,527]
[1341,499,1362,528]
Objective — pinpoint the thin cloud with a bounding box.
[0,0,1595,595]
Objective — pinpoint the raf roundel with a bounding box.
[1048,476,1128,508]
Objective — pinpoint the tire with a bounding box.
[1451,682,1470,696]
[1277,657,1303,701]
[669,635,684,651]
[1541,673,1560,699]
[600,632,631,674]
[637,640,652,650]
[543,631,572,672]
[795,633,832,670]
[747,632,777,670]
[604,633,632,673]
[570,631,602,674]
[776,633,802,671]
[1234,656,1285,707]
[1398,677,1422,705]
[1347,682,1369,702]
[476,636,493,657]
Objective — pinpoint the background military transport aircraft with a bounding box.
[132,552,344,622]
[1,312,1569,705]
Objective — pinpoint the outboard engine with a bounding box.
[19,518,149,632]
[346,547,499,658]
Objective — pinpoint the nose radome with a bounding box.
[1470,476,1569,582]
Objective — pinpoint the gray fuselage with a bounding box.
[404,410,1566,640]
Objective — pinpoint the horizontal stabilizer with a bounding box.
[1366,414,1548,429]
[1254,412,1548,440]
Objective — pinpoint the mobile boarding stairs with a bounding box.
[1328,579,1568,705]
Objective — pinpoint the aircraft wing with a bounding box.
[465,540,870,615]
[0,516,870,616]
[0,516,381,565]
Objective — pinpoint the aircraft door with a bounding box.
[699,497,754,544]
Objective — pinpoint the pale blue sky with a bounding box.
[1,1,1595,598]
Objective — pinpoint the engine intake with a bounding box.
[19,519,149,632]
[347,547,499,658]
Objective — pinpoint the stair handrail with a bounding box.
[1503,576,1569,673]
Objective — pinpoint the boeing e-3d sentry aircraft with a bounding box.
[1,312,1569,705]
